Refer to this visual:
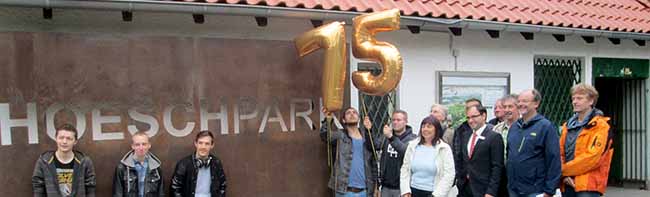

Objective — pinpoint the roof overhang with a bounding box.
[2,0,650,41]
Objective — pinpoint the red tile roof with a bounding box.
[169,0,650,33]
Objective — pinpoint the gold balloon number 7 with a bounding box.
[294,9,403,114]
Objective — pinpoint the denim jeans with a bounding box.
[508,188,543,197]
[335,189,367,197]
[380,187,400,197]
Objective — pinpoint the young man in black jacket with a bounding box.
[32,123,96,197]
[171,131,227,197]
[113,131,164,197]
[376,110,417,197]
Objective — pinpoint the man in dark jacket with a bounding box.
[488,98,504,126]
[506,89,561,197]
[171,131,226,197]
[453,98,482,178]
[32,123,96,197]
[455,106,504,197]
[375,110,417,197]
[113,131,164,197]
[320,107,377,197]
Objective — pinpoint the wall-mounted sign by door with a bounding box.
[593,58,649,78]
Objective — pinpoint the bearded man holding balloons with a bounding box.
[295,8,456,197]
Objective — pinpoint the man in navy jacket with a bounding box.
[506,89,561,197]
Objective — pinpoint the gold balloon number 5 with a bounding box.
[352,9,403,96]
[294,9,403,114]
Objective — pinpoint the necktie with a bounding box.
[469,133,478,158]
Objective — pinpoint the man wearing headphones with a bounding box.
[171,131,227,197]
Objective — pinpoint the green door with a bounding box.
[593,58,649,187]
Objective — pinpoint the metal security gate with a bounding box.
[533,56,583,126]
[620,80,647,186]
[595,78,648,188]
[359,93,396,131]
[357,63,397,130]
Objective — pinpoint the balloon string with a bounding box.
[360,93,379,166]
[326,117,332,169]
[361,94,369,118]
[330,117,339,191]
[334,137,339,190]
[385,93,395,125]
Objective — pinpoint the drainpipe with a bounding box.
[647,78,650,190]
[0,0,649,40]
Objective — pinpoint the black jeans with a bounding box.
[411,187,432,197]
[562,185,601,197]
[458,182,473,197]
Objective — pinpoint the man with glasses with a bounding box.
[453,98,482,184]
[454,105,504,197]
[506,89,561,197]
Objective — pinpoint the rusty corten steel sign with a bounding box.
[0,32,343,196]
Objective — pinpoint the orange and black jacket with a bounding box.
[560,109,614,195]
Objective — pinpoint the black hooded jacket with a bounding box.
[376,125,418,189]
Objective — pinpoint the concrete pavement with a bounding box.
[605,187,650,197]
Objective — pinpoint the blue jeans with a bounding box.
[336,190,367,197]
[562,185,601,197]
[508,189,543,197]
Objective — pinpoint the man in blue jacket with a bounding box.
[506,89,561,197]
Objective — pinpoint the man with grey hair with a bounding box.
[493,94,519,197]
[493,94,519,149]
[431,104,454,147]
[506,89,561,197]
[488,98,505,125]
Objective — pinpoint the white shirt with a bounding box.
[467,124,487,155]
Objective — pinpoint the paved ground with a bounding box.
[445,186,649,196]
[605,187,650,197]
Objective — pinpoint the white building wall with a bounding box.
[1,7,649,131]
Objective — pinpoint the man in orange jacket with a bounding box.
[560,83,614,197]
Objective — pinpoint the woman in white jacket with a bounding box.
[400,115,455,197]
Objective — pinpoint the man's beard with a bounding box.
[344,121,358,127]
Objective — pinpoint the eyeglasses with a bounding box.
[466,114,482,119]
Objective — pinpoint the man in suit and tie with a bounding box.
[455,105,504,197]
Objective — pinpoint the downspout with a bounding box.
[450,34,458,71]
